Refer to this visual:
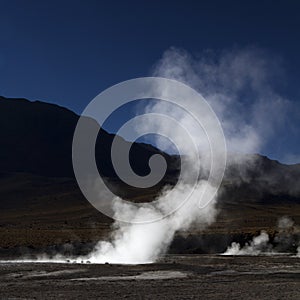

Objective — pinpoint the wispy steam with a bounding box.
[151,47,291,156]
[223,231,271,256]
[224,217,300,256]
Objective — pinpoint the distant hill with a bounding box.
[0,95,299,202]
[0,96,179,180]
[223,153,300,204]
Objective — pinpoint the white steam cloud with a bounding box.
[151,47,290,156]
[84,182,217,263]
[223,231,271,256]
[28,47,292,264]
[79,47,292,264]
[224,217,300,256]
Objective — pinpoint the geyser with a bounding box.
[80,47,292,264]
[71,76,226,264]
[32,47,293,265]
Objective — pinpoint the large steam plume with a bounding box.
[27,47,293,265]
[80,47,293,264]
[150,47,291,156]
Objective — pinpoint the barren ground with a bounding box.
[0,255,299,299]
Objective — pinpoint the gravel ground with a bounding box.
[0,255,299,299]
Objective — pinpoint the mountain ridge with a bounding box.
[0,95,179,180]
[0,95,299,203]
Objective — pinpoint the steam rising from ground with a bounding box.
[84,182,217,263]
[30,47,294,264]
[80,47,293,264]
[224,217,300,256]
[223,231,271,256]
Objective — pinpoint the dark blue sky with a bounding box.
[0,0,299,163]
